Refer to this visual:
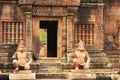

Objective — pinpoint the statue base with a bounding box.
[9,72,35,80]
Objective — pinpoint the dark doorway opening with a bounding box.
[40,21,58,57]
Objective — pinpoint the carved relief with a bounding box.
[19,0,80,6]
[19,0,80,16]
[34,0,65,5]
[25,13,32,51]
[52,7,67,16]
[19,0,34,4]
[33,7,67,16]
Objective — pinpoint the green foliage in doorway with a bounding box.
[39,29,47,42]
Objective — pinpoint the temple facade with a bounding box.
[0,0,81,61]
[0,0,120,68]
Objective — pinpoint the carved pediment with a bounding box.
[18,0,80,16]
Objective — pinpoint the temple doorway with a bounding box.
[40,21,58,57]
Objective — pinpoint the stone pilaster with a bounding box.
[118,28,120,49]
[98,5,104,50]
[67,16,73,49]
[66,16,74,62]
[25,12,32,54]
[62,17,67,59]
[66,6,79,62]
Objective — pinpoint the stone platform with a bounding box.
[0,69,119,80]
[9,73,36,80]
[13,70,32,74]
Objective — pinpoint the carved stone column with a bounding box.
[25,12,32,54]
[67,16,73,49]
[18,0,33,56]
[66,7,78,63]
[66,15,74,62]
[118,27,120,49]
[98,5,104,50]
[62,17,67,60]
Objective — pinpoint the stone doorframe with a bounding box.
[33,17,63,58]
[18,0,80,60]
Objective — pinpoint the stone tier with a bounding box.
[33,60,62,73]
[0,44,17,63]
[0,58,62,73]
[67,46,111,69]
[0,44,117,73]
[105,51,120,68]
[0,71,118,80]
[85,46,111,69]
[88,51,111,69]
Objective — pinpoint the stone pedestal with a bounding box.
[68,71,96,80]
[9,73,36,80]
[111,74,120,80]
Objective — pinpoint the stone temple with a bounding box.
[0,0,120,80]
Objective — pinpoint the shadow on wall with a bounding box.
[32,36,40,60]
[0,3,3,15]
[77,7,91,24]
[104,34,117,51]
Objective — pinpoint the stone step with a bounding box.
[110,58,120,62]
[111,63,120,68]
[0,73,68,80]
[105,51,120,55]
[38,69,62,73]
[89,53,107,57]
[0,61,63,73]
[36,73,68,80]
[37,62,62,73]
[62,63,112,70]
[36,79,68,80]
[38,58,61,63]
[84,49,111,69]
[0,72,116,80]
[109,55,120,58]
[105,51,120,68]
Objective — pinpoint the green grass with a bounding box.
[39,29,47,42]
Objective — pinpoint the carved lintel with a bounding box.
[19,0,33,12]
[67,6,78,15]
[20,5,32,12]
[69,0,80,6]
[33,6,67,16]
[32,6,78,17]
[19,0,35,4]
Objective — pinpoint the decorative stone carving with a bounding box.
[25,12,32,52]
[34,0,65,5]
[33,7,67,16]
[18,0,80,60]
[19,0,34,4]
[19,0,80,6]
